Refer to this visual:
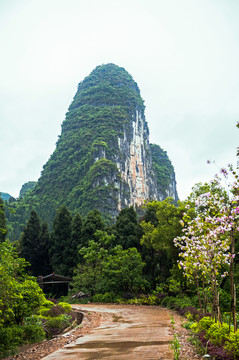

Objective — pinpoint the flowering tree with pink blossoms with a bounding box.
[174,170,239,326]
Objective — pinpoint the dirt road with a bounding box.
[42,304,174,360]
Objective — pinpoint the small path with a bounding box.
[42,304,174,360]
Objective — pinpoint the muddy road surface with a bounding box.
[42,304,174,360]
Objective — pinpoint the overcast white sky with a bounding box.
[0,0,238,200]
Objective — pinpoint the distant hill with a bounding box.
[0,192,14,201]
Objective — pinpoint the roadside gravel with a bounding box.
[170,310,204,360]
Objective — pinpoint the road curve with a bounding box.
[42,304,174,360]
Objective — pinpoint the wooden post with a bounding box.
[37,276,44,289]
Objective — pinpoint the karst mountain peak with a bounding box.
[7,63,178,238]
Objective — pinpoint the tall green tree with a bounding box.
[140,198,190,287]
[80,209,105,248]
[20,210,43,276]
[50,205,73,276]
[113,206,142,249]
[0,197,7,243]
[64,213,83,276]
[40,221,52,275]
[71,213,83,248]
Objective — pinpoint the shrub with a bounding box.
[0,326,24,354]
[102,292,117,303]
[92,292,118,303]
[122,292,134,300]
[58,302,72,313]
[206,322,230,346]
[41,300,55,309]
[47,305,67,317]
[153,292,167,303]
[197,331,233,360]
[138,294,159,305]
[126,298,141,305]
[192,316,215,333]
[92,293,104,302]
[178,306,201,320]
[0,323,45,357]
[43,314,72,338]
[38,308,50,317]
[161,296,192,309]
[225,330,239,358]
[22,324,45,343]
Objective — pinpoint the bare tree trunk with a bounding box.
[202,278,207,315]
[211,274,217,321]
[196,276,203,312]
[211,270,221,323]
[230,227,237,331]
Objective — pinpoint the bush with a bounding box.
[43,314,72,338]
[0,323,45,357]
[11,279,46,324]
[190,317,234,360]
[102,292,117,303]
[137,294,159,305]
[38,308,50,317]
[126,298,140,305]
[0,326,24,354]
[92,292,119,303]
[58,302,72,313]
[191,316,215,333]
[206,322,230,346]
[46,305,68,318]
[22,324,45,343]
[161,296,192,309]
[153,292,167,303]
[122,292,134,300]
[225,330,239,358]
[92,293,104,302]
[41,300,55,309]
[177,306,201,321]
[197,331,233,360]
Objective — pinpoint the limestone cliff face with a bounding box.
[13,63,178,225]
[115,110,154,209]
[90,104,178,216]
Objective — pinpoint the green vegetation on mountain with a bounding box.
[0,198,7,243]
[6,63,177,241]
[150,144,176,199]
[19,181,37,198]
